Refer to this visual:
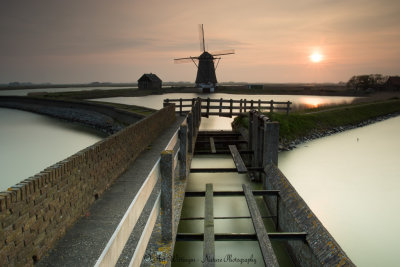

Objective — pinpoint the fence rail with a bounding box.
[164,98,292,117]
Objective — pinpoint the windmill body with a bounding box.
[174,25,234,92]
[195,52,217,87]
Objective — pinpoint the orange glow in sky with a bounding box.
[0,0,399,84]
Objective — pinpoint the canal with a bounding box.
[0,108,105,191]
[1,90,397,266]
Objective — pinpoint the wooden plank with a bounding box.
[209,137,216,154]
[203,184,215,267]
[129,194,160,267]
[228,145,248,174]
[242,184,279,266]
[185,190,280,197]
[194,150,253,155]
[176,232,307,241]
[196,140,247,144]
[94,159,160,267]
[181,215,276,220]
[190,168,238,173]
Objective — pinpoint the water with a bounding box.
[278,116,400,267]
[174,155,294,266]
[0,108,105,191]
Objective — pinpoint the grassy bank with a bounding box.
[233,98,400,144]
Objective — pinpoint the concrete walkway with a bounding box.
[37,116,185,267]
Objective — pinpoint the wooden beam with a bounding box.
[176,232,307,241]
[196,140,247,144]
[228,145,248,174]
[242,184,279,266]
[181,215,276,220]
[185,190,280,197]
[190,168,238,173]
[209,137,216,154]
[194,150,253,155]
[198,131,241,136]
[203,184,215,267]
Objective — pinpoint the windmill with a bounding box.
[174,24,235,92]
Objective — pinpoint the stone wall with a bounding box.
[0,105,176,266]
[263,164,355,266]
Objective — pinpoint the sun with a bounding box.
[310,52,323,63]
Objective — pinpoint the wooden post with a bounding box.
[251,100,254,109]
[179,125,188,179]
[242,184,279,266]
[244,99,247,112]
[193,102,198,132]
[248,111,254,157]
[163,99,169,108]
[160,150,175,242]
[187,112,193,153]
[206,97,210,118]
[270,100,274,113]
[258,99,261,111]
[229,99,233,118]
[286,101,291,115]
[276,195,280,231]
[240,99,243,113]
[203,184,215,267]
[256,116,263,180]
[219,98,222,115]
[263,121,279,166]
[179,98,183,116]
[251,112,259,170]
[198,98,202,126]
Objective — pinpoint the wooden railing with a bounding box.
[95,99,201,267]
[164,98,292,117]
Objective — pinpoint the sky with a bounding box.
[0,0,399,84]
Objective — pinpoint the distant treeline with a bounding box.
[346,74,400,92]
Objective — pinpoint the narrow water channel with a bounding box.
[173,155,294,266]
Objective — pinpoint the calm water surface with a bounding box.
[0,108,105,191]
[278,116,400,267]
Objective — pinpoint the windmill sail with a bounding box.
[199,24,205,52]
[211,49,235,56]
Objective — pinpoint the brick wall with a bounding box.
[263,164,355,266]
[0,105,175,266]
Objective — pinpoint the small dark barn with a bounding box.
[385,76,400,91]
[138,73,162,90]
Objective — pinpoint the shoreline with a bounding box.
[279,112,400,151]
